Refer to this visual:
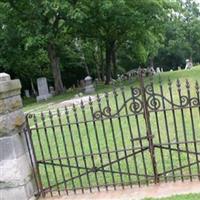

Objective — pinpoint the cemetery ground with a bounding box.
[24,66,200,113]
[24,66,200,197]
[42,180,200,200]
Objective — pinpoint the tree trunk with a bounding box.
[105,41,114,85]
[30,79,37,97]
[48,43,64,94]
[83,59,90,76]
[100,45,105,81]
[149,56,154,68]
[96,64,101,81]
[112,43,117,79]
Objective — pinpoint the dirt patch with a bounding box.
[58,95,97,108]
[39,180,200,200]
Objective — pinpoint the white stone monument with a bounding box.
[24,89,30,98]
[185,59,193,70]
[149,67,156,74]
[36,77,52,102]
[84,76,95,94]
[156,67,161,73]
[49,86,55,96]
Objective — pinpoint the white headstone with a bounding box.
[49,86,55,96]
[156,67,161,73]
[84,76,95,94]
[150,67,156,74]
[24,90,30,98]
[185,59,193,70]
[36,77,52,101]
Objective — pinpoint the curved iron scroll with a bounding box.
[93,87,143,120]
[93,85,200,120]
[145,84,200,111]
[93,97,144,120]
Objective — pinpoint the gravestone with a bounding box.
[147,67,155,75]
[178,66,182,71]
[49,86,55,96]
[84,76,95,94]
[127,69,137,79]
[156,67,161,73]
[95,78,99,84]
[80,79,85,88]
[24,90,30,98]
[36,77,52,102]
[185,59,193,70]
[161,68,164,72]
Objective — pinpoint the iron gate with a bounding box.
[25,69,200,197]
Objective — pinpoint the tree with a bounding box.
[75,0,171,83]
[2,0,199,91]
[3,1,81,94]
[0,2,50,91]
[155,0,200,69]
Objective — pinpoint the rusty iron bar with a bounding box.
[138,69,159,184]
[24,68,200,197]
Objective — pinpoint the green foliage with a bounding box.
[144,193,200,200]
[0,0,200,91]
[155,0,200,70]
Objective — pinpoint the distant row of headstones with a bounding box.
[123,59,193,80]
[25,76,95,101]
[24,77,53,100]
[24,59,193,101]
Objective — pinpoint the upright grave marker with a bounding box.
[84,76,95,94]
[36,77,52,102]
[185,59,193,70]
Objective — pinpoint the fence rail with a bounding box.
[25,69,200,197]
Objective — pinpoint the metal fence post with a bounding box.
[138,69,159,183]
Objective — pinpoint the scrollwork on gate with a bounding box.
[144,84,200,111]
[93,82,200,120]
[93,87,144,120]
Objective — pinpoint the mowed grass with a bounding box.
[26,66,200,193]
[144,193,200,200]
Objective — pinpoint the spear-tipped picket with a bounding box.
[57,108,76,194]
[25,72,200,195]
[176,79,181,91]
[64,105,84,193]
[96,90,116,190]
[81,97,100,191]
[185,79,190,90]
[176,79,192,181]
[72,102,92,192]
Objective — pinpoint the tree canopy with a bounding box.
[0,0,199,94]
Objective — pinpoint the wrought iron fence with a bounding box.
[25,69,200,197]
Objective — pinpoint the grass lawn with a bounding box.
[23,77,118,113]
[144,193,200,200]
[25,66,200,193]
